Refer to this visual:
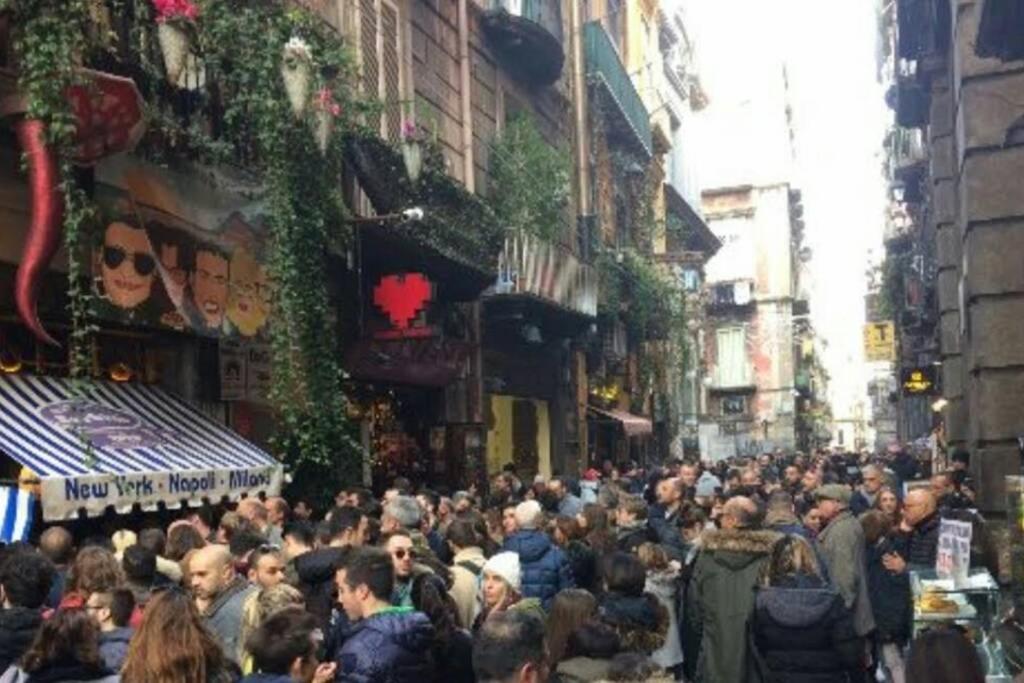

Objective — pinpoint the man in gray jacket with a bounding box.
[190,544,255,664]
[816,484,876,639]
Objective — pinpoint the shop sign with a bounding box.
[45,465,283,520]
[901,367,936,396]
[936,518,972,585]
[863,322,896,362]
[94,156,271,340]
[345,337,471,387]
[219,339,272,403]
[372,273,435,339]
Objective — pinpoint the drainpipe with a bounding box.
[570,0,590,475]
[571,0,590,216]
[459,0,475,192]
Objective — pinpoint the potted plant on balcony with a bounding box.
[152,0,198,85]
[281,36,313,118]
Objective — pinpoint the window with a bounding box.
[721,396,746,415]
[715,327,750,387]
[681,268,701,292]
[605,0,625,54]
[356,0,404,142]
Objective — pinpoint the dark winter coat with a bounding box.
[294,547,348,629]
[849,490,877,517]
[0,607,42,672]
[431,628,474,683]
[615,522,655,554]
[98,627,133,672]
[598,592,669,655]
[864,534,911,644]
[648,504,687,561]
[748,577,863,683]
[564,541,599,594]
[894,513,940,569]
[335,608,435,683]
[502,531,573,609]
[685,528,781,683]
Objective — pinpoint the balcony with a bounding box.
[707,280,755,313]
[890,127,927,179]
[486,232,598,318]
[584,21,653,158]
[481,0,564,86]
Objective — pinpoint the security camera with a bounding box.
[402,207,424,222]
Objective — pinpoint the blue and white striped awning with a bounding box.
[0,374,283,520]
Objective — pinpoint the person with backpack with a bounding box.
[445,519,486,629]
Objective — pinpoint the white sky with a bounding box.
[687,0,889,420]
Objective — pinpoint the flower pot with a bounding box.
[401,141,423,183]
[312,110,334,155]
[157,21,190,86]
[281,60,312,119]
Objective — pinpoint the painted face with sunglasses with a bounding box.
[99,221,156,309]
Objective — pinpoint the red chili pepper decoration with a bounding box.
[14,118,62,347]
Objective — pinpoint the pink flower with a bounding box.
[315,88,342,117]
[400,119,419,142]
[153,0,198,22]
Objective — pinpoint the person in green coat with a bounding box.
[685,497,781,683]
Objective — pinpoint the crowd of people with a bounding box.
[0,446,999,683]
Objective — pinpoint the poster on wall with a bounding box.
[93,156,271,339]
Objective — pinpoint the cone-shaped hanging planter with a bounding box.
[401,141,423,183]
[157,21,190,85]
[312,109,334,155]
[281,37,313,118]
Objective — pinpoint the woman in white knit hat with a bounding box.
[471,551,545,633]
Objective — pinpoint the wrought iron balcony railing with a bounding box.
[488,232,598,317]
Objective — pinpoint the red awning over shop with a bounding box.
[588,406,653,437]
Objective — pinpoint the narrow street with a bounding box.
[0,0,1016,681]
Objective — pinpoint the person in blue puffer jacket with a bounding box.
[333,547,435,683]
[501,500,574,609]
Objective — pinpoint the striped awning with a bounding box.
[0,374,283,520]
[587,406,653,437]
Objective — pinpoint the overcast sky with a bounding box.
[688,0,889,421]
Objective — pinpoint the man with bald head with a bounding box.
[649,475,687,560]
[190,544,254,664]
[38,527,74,609]
[686,496,780,682]
[884,488,941,572]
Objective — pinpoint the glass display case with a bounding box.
[911,567,1009,679]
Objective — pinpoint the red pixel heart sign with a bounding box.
[373,273,433,330]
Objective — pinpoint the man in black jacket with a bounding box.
[885,489,941,572]
[295,506,366,630]
[0,548,55,671]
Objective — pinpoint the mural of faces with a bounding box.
[191,247,229,330]
[227,247,270,337]
[157,241,188,307]
[99,221,156,310]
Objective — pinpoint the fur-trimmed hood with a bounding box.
[701,528,781,570]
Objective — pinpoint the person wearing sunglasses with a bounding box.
[384,532,417,608]
[96,219,158,311]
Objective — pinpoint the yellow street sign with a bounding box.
[863,322,896,362]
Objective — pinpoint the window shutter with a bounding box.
[380,0,402,142]
[716,327,749,388]
[359,0,379,99]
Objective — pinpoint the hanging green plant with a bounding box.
[489,112,570,242]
